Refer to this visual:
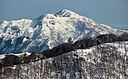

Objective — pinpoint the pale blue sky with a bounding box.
[0,0,128,29]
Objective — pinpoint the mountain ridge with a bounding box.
[0,9,127,54]
[0,35,128,79]
[0,33,128,68]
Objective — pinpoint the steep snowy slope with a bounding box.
[0,9,127,54]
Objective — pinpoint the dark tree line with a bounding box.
[0,33,128,68]
[0,33,128,79]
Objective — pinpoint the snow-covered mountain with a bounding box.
[0,9,128,79]
[0,9,127,54]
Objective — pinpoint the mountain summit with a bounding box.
[55,9,79,17]
[0,9,127,54]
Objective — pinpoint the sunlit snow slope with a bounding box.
[0,9,127,54]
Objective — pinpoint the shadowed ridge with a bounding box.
[0,33,128,68]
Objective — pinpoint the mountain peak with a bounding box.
[55,9,79,17]
[0,9,127,54]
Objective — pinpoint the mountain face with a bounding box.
[0,9,128,79]
[0,9,127,54]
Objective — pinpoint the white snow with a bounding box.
[0,9,127,54]
[0,52,31,59]
[0,54,6,59]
